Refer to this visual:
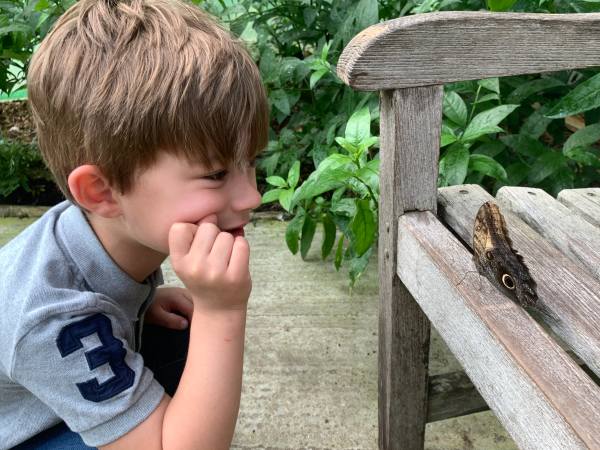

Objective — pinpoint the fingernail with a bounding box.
[180,319,188,329]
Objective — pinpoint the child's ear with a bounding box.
[67,165,122,218]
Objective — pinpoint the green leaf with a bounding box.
[321,214,337,260]
[303,7,317,27]
[287,160,300,189]
[462,105,519,141]
[331,198,357,217]
[563,123,600,153]
[279,189,294,212]
[564,147,600,167]
[443,91,468,127]
[285,211,305,255]
[440,122,459,147]
[520,109,553,139]
[310,68,329,89]
[486,0,517,11]
[261,188,283,204]
[473,141,506,158]
[477,77,500,94]
[266,175,287,188]
[334,236,345,271]
[500,134,547,158]
[355,158,380,198]
[468,154,507,181]
[350,199,376,257]
[345,106,371,145]
[300,214,317,259]
[349,246,373,288]
[0,24,32,36]
[335,136,358,154]
[291,154,355,207]
[355,0,378,30]
[321,41,331,61]
[474,93,500,104]
[504,162,530,186]
[528,152,568,184]
[442,142,470,185]
[506,77,564,104]
[259,48,279,84]
[545,73,600,119]
[270,89,290,116]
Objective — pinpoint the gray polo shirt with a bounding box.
[0,201,165,448]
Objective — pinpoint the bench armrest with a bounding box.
[337,11,600,90]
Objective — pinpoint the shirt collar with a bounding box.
[56,201,163,318]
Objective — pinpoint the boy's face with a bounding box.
[115,151,261,256]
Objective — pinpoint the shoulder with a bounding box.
[3,291,129,376]
[9,304,164,447]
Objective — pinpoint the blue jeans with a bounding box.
[12,324,189,449]
[12,423,95,450]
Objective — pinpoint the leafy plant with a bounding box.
[440,71,600,195]
[2,0,599,287]
[0,138,53,198]
[262,106,380,287]
[0,0,74,95]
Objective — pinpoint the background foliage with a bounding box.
[1,0,600,285]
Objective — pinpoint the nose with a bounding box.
[229,168,262,212]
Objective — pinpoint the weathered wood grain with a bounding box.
[497,186,600,282]
[427,363,600,423]
[437,185,600,378]
[558,188,600,227]
[397,210,600,449]
[377,86,442,450]
[427,371,489,423]
[337,11,600,91]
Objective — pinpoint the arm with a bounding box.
[101,216,251,450]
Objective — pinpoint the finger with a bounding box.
[197,214,218,226]
[170,290,194,319]
[168,223,198,260]
[190,222,221,256]
[208,232,235,270]
[160,311,189,330]
[227,236,250,279]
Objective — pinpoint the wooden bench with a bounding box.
[337,11,600,450]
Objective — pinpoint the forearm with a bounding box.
[162,305,247,449]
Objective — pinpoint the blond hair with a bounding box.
[27,0,269,201]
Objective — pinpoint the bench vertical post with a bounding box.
[378,86,443,449]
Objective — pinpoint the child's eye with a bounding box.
[203,170,228,181]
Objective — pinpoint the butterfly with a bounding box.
[472,201,538,308]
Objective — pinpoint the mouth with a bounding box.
[223,224,247,238]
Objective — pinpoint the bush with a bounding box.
[1,0,599,285]
[202,0,600,286]
[0,138,54,199]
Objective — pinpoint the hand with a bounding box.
[168,215,252,312]
[145,287,194,330]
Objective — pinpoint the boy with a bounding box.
[0,0,269,448]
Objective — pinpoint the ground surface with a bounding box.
[1,209,519,450]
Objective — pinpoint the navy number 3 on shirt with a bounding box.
[56,313,135,402]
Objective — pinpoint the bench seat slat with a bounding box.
[497,186,600,282]
[397,211,600,449]
[558,188,600,228]
[437,185,600,378]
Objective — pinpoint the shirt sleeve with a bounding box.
[10,301,165,447]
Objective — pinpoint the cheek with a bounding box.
[171,192,227,224]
